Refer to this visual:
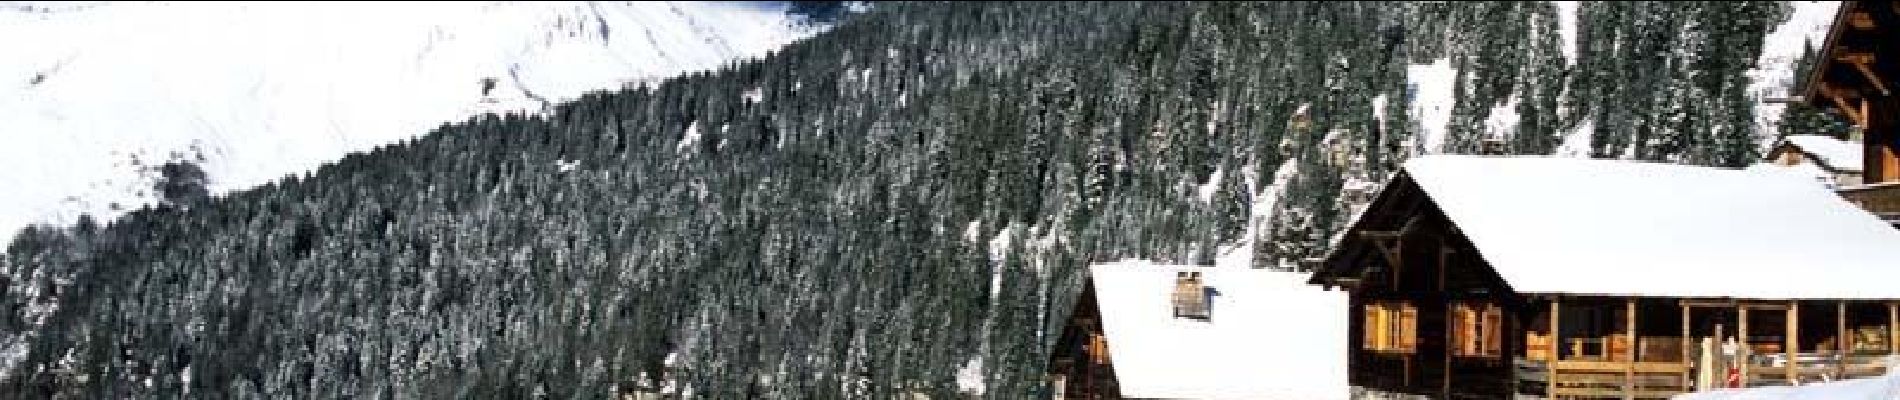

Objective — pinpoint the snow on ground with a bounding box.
[987,223,1016,298]
[1196,167,1224,204]
[1216,157,1301,270]
[1484,95,1521,139]
[954,356,985,396]
[1554,119,1595,158]
[1552,1,1578,64]
[1408,57,1457,154]
[1404,155,1900,299]
[1370,94,1388,129]
[1672,356,1900,400]
[1748,1,1842,145]
[677,120,703,152]
[1089,259,1347,399]
[0,2,823,247]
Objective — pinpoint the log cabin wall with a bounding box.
[1807,1,1900,183]
[1343,202,1519,399]
[1866,99,1900,183]
[1047,284,1120,399]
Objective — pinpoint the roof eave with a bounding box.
[1801,1,1857,108]
[1309,171,1410,286]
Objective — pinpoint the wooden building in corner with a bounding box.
[1310,155,1900,399]
[1803,0,1900,215]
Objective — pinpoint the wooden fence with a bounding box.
[1743,352,1892,387]
[1517,359,1690,399]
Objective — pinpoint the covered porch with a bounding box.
[1517,297,1900,399]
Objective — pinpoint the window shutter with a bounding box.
[1364,303,1383,350]
[1449,304,1466,356]
[1483,305,1504,357]
[1089,333,1109,364]
[1399,304,1418,353]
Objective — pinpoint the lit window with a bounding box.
[1363,301,1417,353]
[1451,302,1504,358]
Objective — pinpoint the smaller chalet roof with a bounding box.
[1088,260,1346,399]
[1777,134,1863,173]
[1342,155,1900,300]
[1747,162,1840,189]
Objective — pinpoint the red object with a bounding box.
[1725,366,1741,388]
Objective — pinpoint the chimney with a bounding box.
[1479,137,1507,155]
[1172,271,1209,320]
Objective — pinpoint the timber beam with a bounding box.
[1678,299,1793,310]
[1837,51,1875,65]
[1787,301,1799,385]
[1821,83,1868,126]
[1359,231,1403,267]
[1851,11,1876,30]
[1850,61,1892,97]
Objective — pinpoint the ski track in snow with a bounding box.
[1552,1,1578,65]
[1408,57,1457,155]
[0,2,823,247]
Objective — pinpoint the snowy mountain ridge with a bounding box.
[0,1,828,246]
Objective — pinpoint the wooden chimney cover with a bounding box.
[1173,271,1210,320]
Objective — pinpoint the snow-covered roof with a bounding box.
[1088,260,1346,400]
[1746,162,1840,189]
[1778,135,1863,172]
[1400,155,1900,300]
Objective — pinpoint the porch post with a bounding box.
[1838,301,1849,378]
[1787,301,1799,385]
[1443,300,1453,398]
[1549,298,1561,399]
[1889,302,1898,355]
[1508,306,1520,395]
[1739,305,1750,387]
[1625,299,1637,400]
[1681,304,1692,390]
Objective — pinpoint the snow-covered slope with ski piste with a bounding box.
[0,1,831,247]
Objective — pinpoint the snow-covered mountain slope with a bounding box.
[1567,1,1835,157]
[1748,1,1842,135]
[1420,1,1839,159]
[0,1,824,246]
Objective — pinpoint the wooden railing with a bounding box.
[1514,358,1549,394]
[1518,359,1690,399]
[1743,352,1893,387]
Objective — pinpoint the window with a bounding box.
[1088,332,1110,364]
[1451,302,1504,358]
[1363,301,1417,353]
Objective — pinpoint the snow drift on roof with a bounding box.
[1746,162,1839,189]
[1781,134,1863,172]
[1088,260,1347,399]
[1402,155,1900,300]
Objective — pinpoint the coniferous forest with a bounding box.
[1,1,1815,398]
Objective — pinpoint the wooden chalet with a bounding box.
[1047,260,1348,399]
[1311,156,1900,399]
[1804,0,1900,216]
